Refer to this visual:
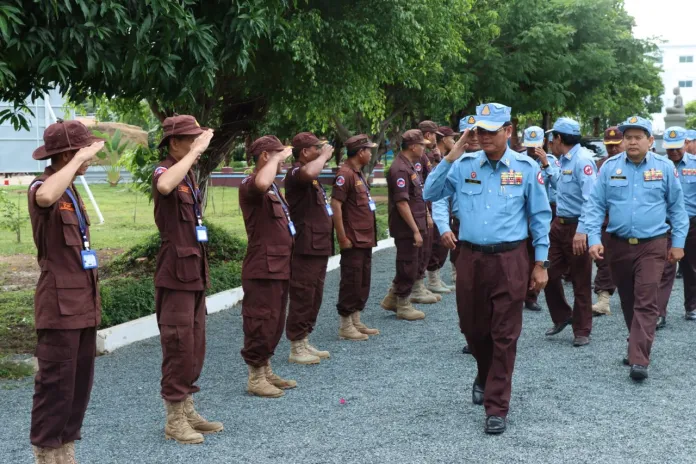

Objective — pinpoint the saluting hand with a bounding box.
[190,129,214,156]
[529,264,548,292]
[413,231,423,248]
[278,146,294,162]
[320,143,335,159]
[669,247,684,264]
[572,233,588,256]
[75,141,105,163]
[444,129,470,163]
[589,244,604,261]
[441,231,457,250]
[535,147,548,165]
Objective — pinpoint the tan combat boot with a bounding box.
[352,311,380,335]
[380,286,397,312]
[410,279,439,304]
[184,395,224,434]
[397,296,426,321]
[247,365,284,398]
[449,267,457,290]
[60,442,76,464]
[304,338,330,359]
[338,315,369,341]
[427,269,452,294]
[33,446,59,464]
[592,291,612,316]
[289,339,321,365]
[164,400,205,444]
[265,361,297,389]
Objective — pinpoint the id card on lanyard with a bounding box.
[317,181,333,217]
[271,183,296,236]
[64,188,98,270]
[184,176,208,242]
[357,172,377,212]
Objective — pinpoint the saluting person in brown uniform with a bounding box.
[152,115,223,444]
[28,120,105,464]
[331,135,380,341]
[380,130,430,321]
[284,132,335,365]
[239,135,298,397]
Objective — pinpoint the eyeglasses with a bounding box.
[474,127,505,137]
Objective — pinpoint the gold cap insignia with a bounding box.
[609,130,615,136]
[629,116,638,123]
[530,131,537,138]
[482,105,491,116]
[194,119,200,127]
[670,130,677,138]
[468,116,476,124]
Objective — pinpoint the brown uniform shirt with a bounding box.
[331,164,377,248]
[426,147,442,165]
[239,174,294,280]
[152,156,210,291]
[284,162,334,256]
[387,153,427,239]
[28,167,100,330]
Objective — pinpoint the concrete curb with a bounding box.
[96,237,395,354]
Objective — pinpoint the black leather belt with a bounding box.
[690,217,696,225]
[558,216,579,225]
[460,240,523,254]
[611,233,668,245]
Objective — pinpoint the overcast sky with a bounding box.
[625,0,696,44]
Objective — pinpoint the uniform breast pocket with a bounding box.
[608,178,629,201]
[355,185,369,206]
[59,210,82,247]
[178,191,196,222]
[561,174,574,184]
[268,196,285,218]
[459,182,483,212]
[500,185,524,213]
[642,179,664,201]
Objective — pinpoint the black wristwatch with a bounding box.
[536,260,550,269]
[541,163,550,170]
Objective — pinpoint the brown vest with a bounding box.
[284,162,334,256]
[28,167,100,330]
[152,156,210,291]
[239,174,294,280]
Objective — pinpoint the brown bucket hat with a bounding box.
[249,135,286,158]
[32,119,105,161]
[345,134,377,151]
[157,114,209,148]
[292,132,323,149]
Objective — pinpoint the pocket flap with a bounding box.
[178,190,195,204]
[176,246,202,258]
[36,343,71,362]
[266,244,291,256]
[60,209,79,225]
[54,272,90,289]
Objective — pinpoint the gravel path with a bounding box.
[2,247,696,463]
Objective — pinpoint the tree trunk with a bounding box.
[592,117,600,137]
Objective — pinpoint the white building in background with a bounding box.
[652,43,696,134]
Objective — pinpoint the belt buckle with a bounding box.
[559,218,565,224]
[628,238,639,245]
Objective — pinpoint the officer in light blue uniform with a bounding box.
[686,129,696,154]
[424,102,550,435]
[542,117,597,347]
[585,116,687,381]
[663,126,696,321]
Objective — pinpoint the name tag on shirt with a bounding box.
[465,179,481,184]
[196,226,209,242]
[368,200,377,212]
[325,204,334,217]
[610,176,627,180]
[288,221,297,236]
[81,250,99,270]
[562,170,573,175]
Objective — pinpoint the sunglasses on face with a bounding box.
[474,127,505,137]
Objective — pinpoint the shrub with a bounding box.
[208,260,243,295]
[99,277,156,329]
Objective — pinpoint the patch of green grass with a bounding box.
[0,359,34,380]
[0,290,35,356]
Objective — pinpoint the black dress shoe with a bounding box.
[623,357,629,366]
[686,311,696,321]
[462,345,471,354]
[629,365,648,381]
[656,316,666,330]
[524,301,542,312]
[472,378,484,405]
[484,415,506,434]
[545,319,572,336]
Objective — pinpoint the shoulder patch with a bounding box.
[336,175,345,187]
[537,171,544,185]
[154,166,168,177]
[29,181,44,192]
[241,176,251,185]
[415,162,422,172]
[583,165,593,176]
[292,167,299,175]
[396,178,406,188]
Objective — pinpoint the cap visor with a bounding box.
[603,140,622,145]
[32,145,49,161]
[523,141,543,148]
[473,120,506,131]
[663,141,685,149]
[618,124,651,136]
[435,131,445,137]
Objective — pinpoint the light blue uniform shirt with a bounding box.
[538,154,559,204]
[432,195,458,234]
[674,153,696,218]
[555,144,597,233]
[585,152,688,248]
[424,147,552,261]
